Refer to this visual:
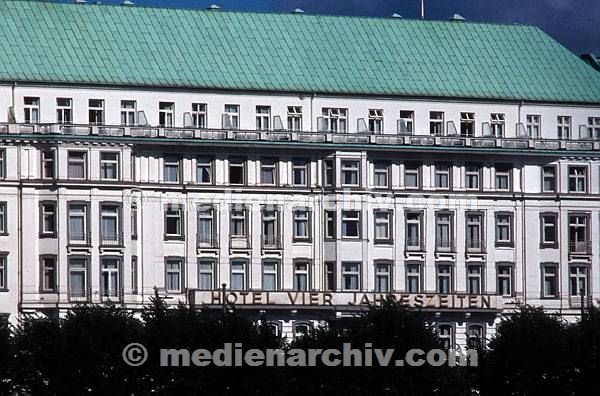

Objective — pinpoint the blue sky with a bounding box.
[63,0,599,55]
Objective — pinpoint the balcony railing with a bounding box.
[68,232,91,246]
[100,232,124,247]
[262,235,282,250]
[569,295,593,309]
[435,240,455,253]
[405,237,423,252]
[569,241,592,254]
[2,122,598,151]
[197,234,219,248]
[100,290,125,303]
[69,287,91,303]
[466,238,485,253]
[230,236,249,249]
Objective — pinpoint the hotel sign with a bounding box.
[191,291,501,310]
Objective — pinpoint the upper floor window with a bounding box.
[497,265,513,297]
[465,164,481,190]
[399,110,414,134]
[322,108,348,132]
[287,106,302,131]
[100,152,119,180]
[100,204,121,245]
[163,156,181,183]
[375,262,391,293]
[224,104,240,129]
[293,209,311,241]
[406,263,422,293]
[120,100,137,126]
[542,166,557,192]
[68,204,88,243]
[368,109,384,133]
[467,264,483,294]
[429,111,444,135]
[495,164,512,191]
[490,113,505,137]
[256,106,271,131]
[230,206,248,239]
[231,260,248,291]
[24,97,40,123]
[192,103,207,128]
[495,213,514,246]
[373,162,389,188]
[0,202,6,235]
[323,159,334,187]
[435,212,453,252]
[196,157,213,184]
[292,159,309,186]
[341,160,359,187]
[557,115,571,140]
[41,256,57,293]
[540,213,558,247]
[293,261,310,291]
[342,262,360,291]
[435,163,451,189]
[466,212,484,253]
[324,211,336,240]
[88,99,104,125]
[569,214,589,254]
[0,149,4,179]
[460,112,475,137]
[526,115,541,138]
[374,210,392,243]
[262,207,280,248]
[198,260,215,290]
[164,205,184,240]
[568,166,587,193]
[260,158,277,186]
[436,264,453,294]
[570,266,589,297]
[67,151,87,179]
[159,102,174,127]
[404,162,420,189]
[40,202,57,236]
[229,158,245,185]
[41,150,55,179]
[324,262,335,291]
[197,205,216,247]
[262,261,279,291]
[541,264,558,298]
[587,117,600,139]
[405,212,423,250]
[56,98,72,124]
[341,210,360,238]
[165,259,182,293]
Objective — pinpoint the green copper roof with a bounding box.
[2,0,600,103]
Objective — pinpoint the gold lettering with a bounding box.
[456,295,466,308]
[323,293,333,306]
[310,293,320,305]
[439,295,449,308]
[252,292,263,305]
[414,294,424,308]
[482,295,491,309]
[287,292,300,305]
[359,294,370,306]
[469,296,478,308]
[399,294,410,306]
[426,294,436,308]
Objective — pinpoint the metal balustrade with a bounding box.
[197,235,219,248]
[262,235,282,249]
[569,241,592,254]
[100,232,124,247]
[68,232,91,247]
[466,238,485,253]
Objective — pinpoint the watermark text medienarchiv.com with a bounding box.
[122,343,478,368]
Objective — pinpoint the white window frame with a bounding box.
[24,97,40,123]
[460,112,475,137]
[557,115,571,140]
[287,106,302,131]
[293,261,310,291]
[67,151,87,180]
[120,100,137,126]
[368,109,384,133]
[159,102,175,127]
[490,113,505,137]
[100,152,119,181]
[256,105,271,131]
[406,263,422,293]
[224,104,240,129]
[164,205,184,239]
[192,103,207,128]
[341,160,360,187]
[526,114,541,138]
[88,99,105,125]
[322,108,348,133]
[568,166,587,193]
[198,260,215,290]
[196,157,213,185]
[231,260,248,291]
[399,110,414,134]
[587,117,600,139]
[56,98,72,124]
[262,260,279,291]
[429,111,444,136]
[163,156,181,183]
[165,259,182,293]
[373,162,389,188]
[341,210,360,238]
[341,262,360,291]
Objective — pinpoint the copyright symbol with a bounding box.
[122,343,148,367]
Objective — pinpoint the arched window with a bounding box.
[438,324,454,350]
[293,322,311,338]
[466,324,485,349]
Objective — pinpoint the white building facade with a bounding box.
[1,1,600,348]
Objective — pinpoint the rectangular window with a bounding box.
[569,214,589,254]
[262,207,279,248]
[24,97,40,123]
[569,266,588,297]
[131,256,138,294]
[467,264,483,294]
[287,106,302,131]
[262,261,279,291]
[165,259,182,292]
[341,160,359,186]
[197,205,216,247]
[540,213,558,247]
[292,159,309,186]
[164,205,184,240]
[68,257,88,298]
[323,160,334,187]
[229,158,245,185]
[341,210,360,238]
[466,212,484,253]
[435,163,451,189]
[100,204,120,245]
[460,112,475,137]
[406,263,422,293]
[465,164,481,190]
[56,98,72,124]
[256,106,271,131]
[495,213,513,246]
[231,260,247,290]
[373,162,389,188]
[101,258,120,298]
[41,256,57,292]
[196,157,213,184]
[159,102,174,127]
[42,150,55,179]
[325,211,336,240]
[368,109,384,133]
[224,104,240,129]
[429,111,444,135]
[436,264,453,294]
[67,151,87,179]
[404,162,420,189]
[342,262,360,291]
[568,166,587,193]
[526,115,541,138]
[40,202,57,236]
[375,262,391,293]
[542,166,557,192]
[100,152,119,180]
[192,103,207,128]
[0,149,5,179]
[405,212,423,250]
[0,202,6,235]
[399,110,414,134]
[293,209,311,241]
[198,260,215,290]
[490,113,505,137]
[497,265,513,297]
[164,156,180,183]
[88,99,104,125]
[131,202,138,240]
[260,158,277,186]
[374,210,392,243]
[293,261,309,291]
[495,164,512,191]
[0,255,6,290]
[541,264,558,298]
[557,116,571,140]
[324,262,336,291]
[120,100,137,126]
[322,108,348,132]
[230,206,247,238]
[435,212,453,252]
[587,117,600,139]
[68,204,88,243]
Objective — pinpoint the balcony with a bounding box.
[69,287,91,303]
[197,234,219,249]
[100,232,124,247]
[569,241,592,255]
[435,240,455,253]
[262,235,282,250]
[405,238,424,252]
[100,290,124,304]
[230,236,249,250]
[466,238,485,254]
[68,232,91,247]
[569,295,593,309]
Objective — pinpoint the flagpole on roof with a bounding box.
[421,0,425,19]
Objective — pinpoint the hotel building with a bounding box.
[1,1,600,348]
